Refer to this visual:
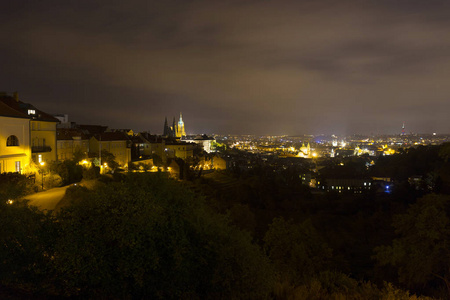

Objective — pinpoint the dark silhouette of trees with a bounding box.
[0,173,274,299]
[100,149,119,171]
[375,194,450,297]
[0,200,56,293]
[264,217,332,285]
[0,173,32,201]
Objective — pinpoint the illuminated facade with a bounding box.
[197,155,226,170]
[182,134,215,153]
[164,141,194,160]
[0,93,58,167]
[30,119,58,163]
[56,128,89,161]
[0,101,32,173]
[139,133,165,159]
[89,132,132,167]
[176,113,186,138]
[297,143,311,158]
[163,113,186,138]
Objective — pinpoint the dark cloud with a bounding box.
[0,0,449,135]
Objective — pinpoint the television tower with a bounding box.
[401,122,405,136]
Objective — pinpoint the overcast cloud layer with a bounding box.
[1,0,449,135]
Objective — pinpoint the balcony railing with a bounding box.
[32,146,52,153]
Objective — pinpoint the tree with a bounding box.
[48,160,82,185]
[51,173,274,298]
[0,173,31,201]
[100,150,119,171]
[439,142,450,163]
[151,153,163,167]
[264,217,333,285]
[375,194,450,297]
[73,146,87,163]
[0,200,56,292]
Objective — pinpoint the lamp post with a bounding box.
[40,162,45,191]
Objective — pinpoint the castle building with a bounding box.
[163,113,186,138]
[177,113,186,137]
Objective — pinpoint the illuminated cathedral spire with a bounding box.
[177,112,186,137]
[163,113,186,138]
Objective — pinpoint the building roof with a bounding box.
[0,95,59,122]
[184,134,215,141]
[77,124,109,136]
[0,100,29,119]
[129,135,146,144]
[95,131,131,141]
[165,140,194,146]
[111,129,133,135]
[57,128,89,140]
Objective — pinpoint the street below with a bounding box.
[24,185,70,211]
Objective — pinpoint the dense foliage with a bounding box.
[0,173,32,201]
[1,144,450,299]
[194,143,450,298]
[376,194,450,297]
[0,173,274,299]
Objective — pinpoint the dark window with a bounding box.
[7,135,19,146]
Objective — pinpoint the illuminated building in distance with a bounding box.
[163,113,186,138]
[177,113,186,138]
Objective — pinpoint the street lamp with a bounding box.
[40,162,45,191]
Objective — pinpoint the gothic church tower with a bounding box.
[176,112,186,138]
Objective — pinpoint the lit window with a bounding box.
[38,154,42,163]
[15,161,21,172]
[6,135,19,146]
[28,109,35,115]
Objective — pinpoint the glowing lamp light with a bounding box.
[312,153,317,157]
[40,162,45,166]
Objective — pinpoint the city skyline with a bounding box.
[1,1,449,135]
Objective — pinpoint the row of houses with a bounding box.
[0,93,218,174]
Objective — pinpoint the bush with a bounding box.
[82,165,100,180]
[35,173,274,298]
[0,200,56,293]
[0,173,32,201]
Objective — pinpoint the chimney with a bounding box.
[13,91,19,102]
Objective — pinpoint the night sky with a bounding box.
[1,0,449,135]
